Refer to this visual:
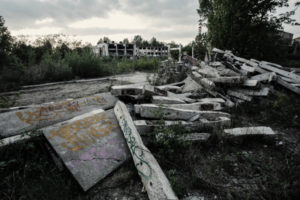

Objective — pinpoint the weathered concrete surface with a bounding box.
[134,117,231,135]
[0,93,117,138]
[42,109,130,191]
[136,104,230,121]
[224,127,275,136]
[114,101,178,200]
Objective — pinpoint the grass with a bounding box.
[0,136,86,200]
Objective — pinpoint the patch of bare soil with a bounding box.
[0,72,150,107]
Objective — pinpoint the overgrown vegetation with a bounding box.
[0,16,160,92]
[0,135,86,200]
[197,0,300,63]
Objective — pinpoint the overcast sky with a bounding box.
[0,0,299,46]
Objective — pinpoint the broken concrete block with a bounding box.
[42,109,130,191]
[227,90,253,102]
[152,96,185,104]
[191,72,216,89]
[243,80,259,87]
[276,77,300,95]
[155,85,182,93]
[114,101,178,200]
[111,84,156,96]
[178,133,210,142]
[231,88,270,97]
[0,93,117,138]
[241,64,255,73]
[250,72,277,82]
[136,104,230,121]
[167,91,196,103]
[224,127,275,136]
[134,117,231,135]
[182,76,203,93]
[259,62,300,82]
[208,76,244,84]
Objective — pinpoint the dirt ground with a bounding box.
[0,72,150,107]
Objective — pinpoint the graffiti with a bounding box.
[16,101,81,125]
[16,95,108,125]
[84,96,107,106]
[121,118,152,180]
[48,113,117,151]
[67,137,127,172]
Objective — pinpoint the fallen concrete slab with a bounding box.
[178,133,211,142]
[152,96,185,104]
[114,101,178,200]
[227,90,253,102]
[135,104,230,121]
[182,76,203,93]
[230,88,270,97]
[224,127,275,136]
[0,93,117,138]
[134,117,231,135]
[42,109,130,191]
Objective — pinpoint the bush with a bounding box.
[66,50,107,78]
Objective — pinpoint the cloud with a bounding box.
[35,17,54,25]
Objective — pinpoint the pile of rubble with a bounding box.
[1,48,299,199]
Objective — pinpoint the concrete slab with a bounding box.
[0,93,117,138]
[42,109,130,191]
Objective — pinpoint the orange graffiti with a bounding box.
[48,113,116,151]
[16,95,108,125]
[16,101,81,125]
[84,96,107,106]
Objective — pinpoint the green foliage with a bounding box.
[197,0,292,61]
[0,136,86,200]
[167,169,187,197]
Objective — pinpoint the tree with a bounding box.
[197,0,295,61]
[123,38,129,44]
[0,16,13,69]
[97,36,110,44]
[132,35,143,47]
[150,37,159,46]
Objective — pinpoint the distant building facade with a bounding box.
[93,42,168,58]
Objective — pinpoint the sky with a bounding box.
[0,0,299,46]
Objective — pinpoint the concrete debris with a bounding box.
[1,47,294,197]
[152,96,185,104]
[224,127,276,136]
[0,93,117,138]
[135,104,230,121]
[114,101,178,200]
[42,109,131,191]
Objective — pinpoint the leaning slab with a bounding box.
[250,72,276,82]
[42,109,130,191]
[114,101,178,200]
[276,77,300,95]
[224,127,275,136]
[0,93,117,138]
[259,62,300,82]
[182,76,203,93]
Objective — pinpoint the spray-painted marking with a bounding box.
[16,95,108,125]
[48,113,116,151]
[121,118,152,180]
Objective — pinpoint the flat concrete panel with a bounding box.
[0,93,117,138]
[42,109,130,191]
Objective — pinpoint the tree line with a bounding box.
[196,0,300,63]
